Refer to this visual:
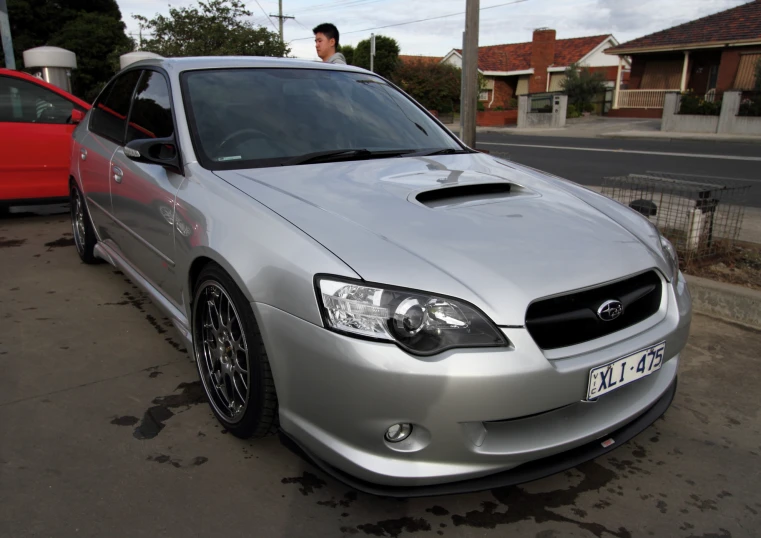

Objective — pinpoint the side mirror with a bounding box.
[124,137,183,175]
[71,109,86,124]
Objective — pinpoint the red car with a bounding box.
[0,68,90,209]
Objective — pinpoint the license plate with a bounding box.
[587,342,666,400]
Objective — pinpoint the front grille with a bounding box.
[525,270,662,350]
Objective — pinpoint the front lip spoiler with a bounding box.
[280,377,677,498]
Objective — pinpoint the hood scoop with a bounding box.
[415,182,529,209]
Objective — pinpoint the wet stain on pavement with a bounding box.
[110,416,139,426]
[688,494,719,512]
[685,530,732,538]
[133,382,205,439]
[145,314,168,334]
[149,371,163,378]
[133,405,174,439]
[192,456,208,466]
[356,517,431,537]
[147,454,182,468]
[450,461,631,538]
[44,237,75,249]
[0,238,26,248]
[281,471,327,496]
[426,506,449,516]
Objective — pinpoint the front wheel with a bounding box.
[192,263,279,438]
[70,183,99,264]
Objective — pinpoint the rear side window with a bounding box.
[126,71,174,143]
[90,70,141,144]
[0,75,81,124]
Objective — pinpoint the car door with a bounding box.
[109,69,184,305]
[0,74,85,203]
[80,70,142,238]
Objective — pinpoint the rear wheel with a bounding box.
[192,263,279,438]
[70,183,99,264]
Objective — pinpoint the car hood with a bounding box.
[215,154,669,325]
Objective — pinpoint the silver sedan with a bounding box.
[69,57,692,496]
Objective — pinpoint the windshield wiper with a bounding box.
[283,148,416,166]
[405,148,472,157]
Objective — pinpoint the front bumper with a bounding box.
[253,272,691,491]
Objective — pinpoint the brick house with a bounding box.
[437,29,627,109]
[606,0,761,118]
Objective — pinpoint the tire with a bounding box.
[192,263,279,439]
[70,182,99,264]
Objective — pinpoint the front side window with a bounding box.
[182,68,463,170]
[0,75,81,124]
[90,70,142,144]
[126,71,174,143]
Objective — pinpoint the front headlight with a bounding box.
[660,235,679,281]
[316,277,507,355]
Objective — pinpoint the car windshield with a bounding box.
[181,67,464,170]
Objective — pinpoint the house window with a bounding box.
[734,53,761,90]
[479,91,489,101]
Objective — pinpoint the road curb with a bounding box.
[685,274,761,329]
[603,133,761,144]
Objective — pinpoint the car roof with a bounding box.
[123,56,371,76]
[0,68,91,109]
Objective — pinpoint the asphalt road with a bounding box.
[476,134,761,208]
[2,214,760,538]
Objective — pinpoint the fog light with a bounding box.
[385,423,412,443]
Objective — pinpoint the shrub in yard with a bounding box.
[566,104,581,118]
[583,102,595,113]
[739,97,761,117]
[508,97,518,109]
[477,101,486,112]
[391,61,460,113]
[561,63,606,113]
[679,93,722,115]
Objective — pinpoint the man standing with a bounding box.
[313,23,346,64]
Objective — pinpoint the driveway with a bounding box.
[1,212,759,538]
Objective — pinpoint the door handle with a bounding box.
[112,166,123,183]
[80,148,87,161]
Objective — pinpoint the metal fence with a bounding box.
[601,172,751,264]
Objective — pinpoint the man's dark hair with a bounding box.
[313,23,340,47]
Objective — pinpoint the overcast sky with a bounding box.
[116,0,751,60]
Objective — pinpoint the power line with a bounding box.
[289,0,530,41]
[253,0,280,32]
[294,18,311,32]
[296,0,387,15]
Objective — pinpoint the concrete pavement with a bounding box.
[2,214,761,538]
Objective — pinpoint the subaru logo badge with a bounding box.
[597,300,624,322]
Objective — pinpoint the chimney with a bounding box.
[530,28,556,93]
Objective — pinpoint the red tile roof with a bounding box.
[608,0,761,53]
[456,35,610,72]
[398,55,443,66]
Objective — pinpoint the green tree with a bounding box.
[353,35,399,79]
[4,0,132,100]
[50,13,134,101]
[134,0,288,58]
[339,44,355,66]
[391,61,460,112]
[754,58,761,91]
[560,62,606,113]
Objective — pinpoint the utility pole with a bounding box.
[461,0,480,148]
[270,0,294,43]
[0,0,16,70]
[370,33,376,72]
[459,31,465,137]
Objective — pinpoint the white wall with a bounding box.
[442,53,462,69]
[583,39,624,67]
